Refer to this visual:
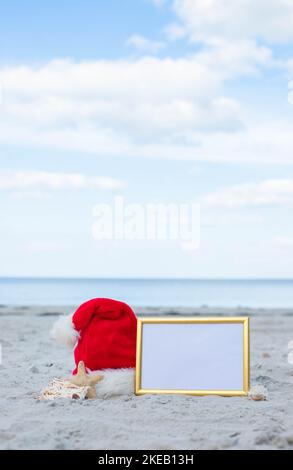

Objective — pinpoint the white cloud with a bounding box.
[203,179,293,208]
[126,34,165,54]
[0,43,275,162]
[164,22,186,41]
[171,0,293,44]
[0,170,124,191]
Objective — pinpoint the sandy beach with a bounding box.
[0,305,293,450]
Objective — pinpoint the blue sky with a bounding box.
[1,0,293,278]
[0,0,177,62]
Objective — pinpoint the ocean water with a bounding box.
[0,277,292,308]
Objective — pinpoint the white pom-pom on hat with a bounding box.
[88,368,134,397]
[50,314,79,349]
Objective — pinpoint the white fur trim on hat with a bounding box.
[88,368,135,397]
[50,314,79,349]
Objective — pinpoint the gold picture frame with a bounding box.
[135,317,250,396]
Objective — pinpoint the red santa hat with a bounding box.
[51,298,137,374]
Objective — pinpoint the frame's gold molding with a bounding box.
[135,316,250,397]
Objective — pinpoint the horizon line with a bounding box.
[0,276,293,282]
